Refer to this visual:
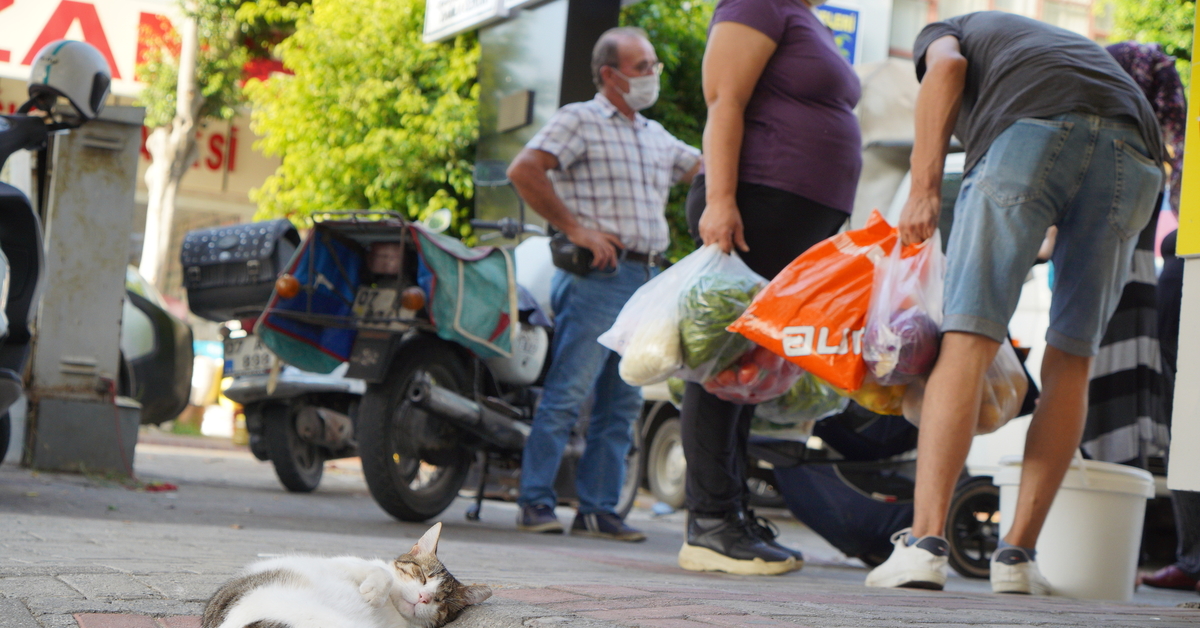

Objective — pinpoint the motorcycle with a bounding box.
[244,165,641,522]
[0,41,112,456]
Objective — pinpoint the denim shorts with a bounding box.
[944,113,1163,356]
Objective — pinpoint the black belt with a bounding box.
[622,249,667,267]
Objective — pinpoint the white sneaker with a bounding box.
[865,528,949,590]
[991,548,1052,595]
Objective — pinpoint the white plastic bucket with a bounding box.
[994,455,1154,601]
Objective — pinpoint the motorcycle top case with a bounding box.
[180,219,300,322]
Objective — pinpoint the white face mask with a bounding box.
[612,69,660,111]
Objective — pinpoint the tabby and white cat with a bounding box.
[202,522,491,628]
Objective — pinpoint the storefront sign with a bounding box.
[0,0,180,98]
[423,0,506,44]
[817,4,861,65]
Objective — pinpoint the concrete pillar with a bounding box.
[1167,11,1200,491]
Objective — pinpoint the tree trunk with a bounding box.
[139,9,201,292]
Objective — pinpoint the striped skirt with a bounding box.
[1081,211,1172,466]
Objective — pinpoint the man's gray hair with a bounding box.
[591,27,649,91]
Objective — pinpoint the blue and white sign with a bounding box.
[816,4,861,65]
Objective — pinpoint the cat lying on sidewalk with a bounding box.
[202,522,492,628]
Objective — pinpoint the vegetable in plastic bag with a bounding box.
[901,341,1028,435]
[618,317,683,386]
[680,275,761,372]
[834,373,906,416]
[863,232,945,386]
[756,371,849,423]
[702,344,804,405]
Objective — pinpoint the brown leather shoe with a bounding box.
[1138,565,1199,590]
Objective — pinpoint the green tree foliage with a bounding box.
[622,0,713,261]
[245,0,480,234]
[1111,0,1195,88]
[137,0,248,128]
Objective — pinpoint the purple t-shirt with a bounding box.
[711,0,862,213]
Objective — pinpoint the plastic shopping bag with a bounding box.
[701,344,805,404]
[599,245,764,387]
[753,372,849,429]
[729,210,899,391]
[862,233,945,386]
[833,373,907,416]
[901,341,1028,435]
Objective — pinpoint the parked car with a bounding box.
[120,266,193,425]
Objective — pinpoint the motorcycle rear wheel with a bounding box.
[263,403,325,493]
[358,337,473,522]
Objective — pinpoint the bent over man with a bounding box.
[866,12,1164,594]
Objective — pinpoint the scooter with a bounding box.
[0,41,112,456]
[251,162,642,523]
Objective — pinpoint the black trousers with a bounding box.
[682,174,847,515]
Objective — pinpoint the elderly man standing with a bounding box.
[865,12,1164,594]
[507,27,701,541]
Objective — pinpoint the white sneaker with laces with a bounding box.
[991,548,1052,595]
[864,528,949,590]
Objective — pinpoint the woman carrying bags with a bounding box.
[679,0,862,575]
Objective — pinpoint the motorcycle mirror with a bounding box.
[473,159,510,187]
[423,208,453,234]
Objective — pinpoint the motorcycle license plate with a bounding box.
[353,287,415,328]
[224,335,273,375]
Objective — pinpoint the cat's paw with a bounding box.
[359,572,392,607]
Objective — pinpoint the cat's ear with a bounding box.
[411,521,442,556]
[462,584,492,606]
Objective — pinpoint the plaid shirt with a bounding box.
[526,94,701,254]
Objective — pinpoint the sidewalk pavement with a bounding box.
[0,434,1196,628]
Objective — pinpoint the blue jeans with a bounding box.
[946,114,1163,356]
[519,261,654,514]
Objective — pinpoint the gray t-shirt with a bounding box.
[913,12,1164,176]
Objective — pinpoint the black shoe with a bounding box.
[746,509,805,566]
[678,510,797,575]
[517,504,563,533]
[571,512,647,542]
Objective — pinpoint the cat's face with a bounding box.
[389,522,492,628]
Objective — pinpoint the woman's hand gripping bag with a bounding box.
[862,233,945,386]
[729,210,898,392]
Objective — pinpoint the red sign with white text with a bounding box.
[0,0,181,97]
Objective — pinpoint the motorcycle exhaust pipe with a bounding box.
[407,371,530,451]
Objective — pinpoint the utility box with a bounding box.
[26,106,145,476]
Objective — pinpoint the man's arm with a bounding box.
[900,35,967,246]
[507,148,624,269]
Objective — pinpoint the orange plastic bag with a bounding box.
[728,210,898,391]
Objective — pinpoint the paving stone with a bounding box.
[0,597,39,628]
[691,616,812,627]
[550,585,656,599]
[28,614,78,628]
[496,588,590,604]
[581,604,741,621]
[0,577,83,599]
[137,573,225,603]
[629,620,719,628]
[59,574,160,600]
[73,614,159,628]
[157,617,201,628]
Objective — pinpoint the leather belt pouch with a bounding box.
[550,230,595,276]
